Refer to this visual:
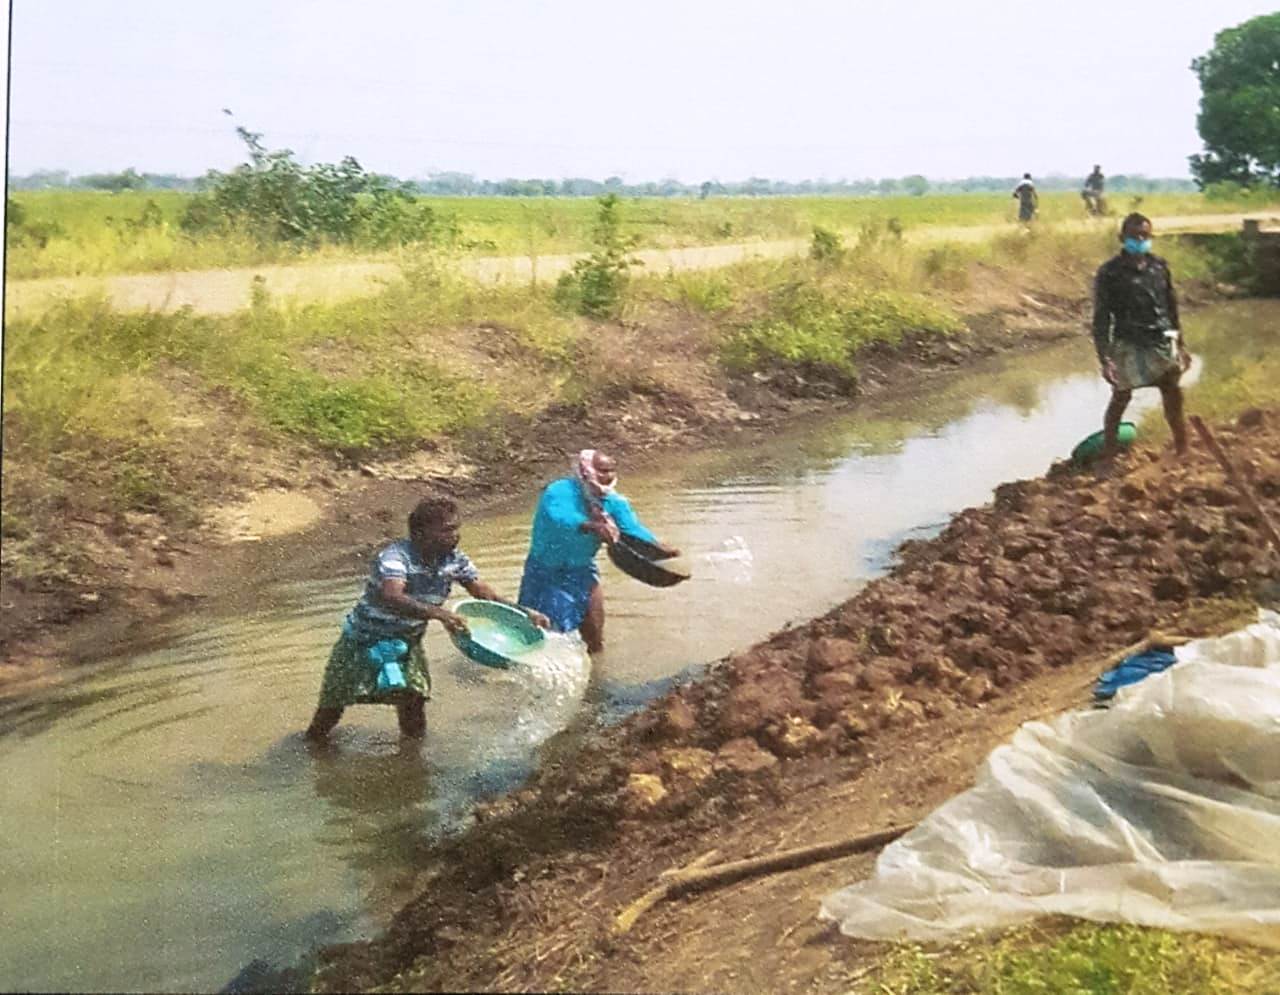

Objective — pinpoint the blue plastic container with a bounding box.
[367,639,409,691]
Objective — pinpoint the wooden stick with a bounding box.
[1190,415,1280,557]
[614,848,720,935]
[613,825,912,934]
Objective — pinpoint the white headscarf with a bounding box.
[574,448,617,499]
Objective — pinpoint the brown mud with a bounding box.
[0,283,1094,696]
[300,408,1280,994]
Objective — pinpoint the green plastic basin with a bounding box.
[1071,421,1137,466]
[450,599,545,669]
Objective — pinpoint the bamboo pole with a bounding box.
[613,825,913,934]
[1189,415,1280,556]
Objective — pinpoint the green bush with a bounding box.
[810,225,845,262]
[921,244,974,289]
[665,272,735,313]
[722,284,962,377]
[6,196,66,250]
[1203,180,1254,202]
[553,194,641,317]
[180,127,454,250]
[239,362,489,452]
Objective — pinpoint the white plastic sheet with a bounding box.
[819,610,1280,948]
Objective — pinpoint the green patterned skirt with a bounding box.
[316,631,430,709]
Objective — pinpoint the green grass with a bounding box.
[8,190,1276,280]
[1135,295,1280,441]
[863,922,1280,994]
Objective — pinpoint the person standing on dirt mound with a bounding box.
[518,449,677,654]
[1013,173,1038,223]
[305,496,548,742]
[1091,212,1191,467]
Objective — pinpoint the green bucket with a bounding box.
[450,599,545,669]
[1071,421,1137,466]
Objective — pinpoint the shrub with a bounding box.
[722,284,962,378]
[810,226,845,262]
[554,194,641,318]
[180,126,454,250]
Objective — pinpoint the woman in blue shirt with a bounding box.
[518,449,678,653]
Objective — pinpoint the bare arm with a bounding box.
[462,578,551,628]
[1166,265,1181,332]
[380,577,468,634]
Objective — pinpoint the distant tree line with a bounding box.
[9,168,200,192]
[9,168,1198,197]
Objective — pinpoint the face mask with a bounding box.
[1123,237,1152,255]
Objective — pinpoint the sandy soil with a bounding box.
[5,213,1267,317]
[299,408,1279,994]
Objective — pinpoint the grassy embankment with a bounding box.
[7,188,1275,279]
[3,214,1265,590]
[863,921,1280,993]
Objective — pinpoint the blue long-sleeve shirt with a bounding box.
[526,477,657,568]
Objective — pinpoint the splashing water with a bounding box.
[463,631,593,763]
[699,535,755,584]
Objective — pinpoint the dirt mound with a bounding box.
[590,409,1278,819]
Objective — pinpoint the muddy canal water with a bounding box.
[2,301,1275,991]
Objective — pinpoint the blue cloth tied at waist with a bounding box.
[518,559,599,633]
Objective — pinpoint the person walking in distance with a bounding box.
[1082,164,1106,216]
[1013,173,1038,223]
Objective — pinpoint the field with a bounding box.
[7,188,1276,280]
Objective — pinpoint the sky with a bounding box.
[5,0,1278,183]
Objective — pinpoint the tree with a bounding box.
[1189,13,1280,188]
[82,168,145,192]
[182,126,446,248]
[901,174,929,197]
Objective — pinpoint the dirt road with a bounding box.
[5,213,1265,318]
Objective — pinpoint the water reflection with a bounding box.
[307,740,436,871]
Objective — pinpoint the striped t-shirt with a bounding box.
[346,539,478,641]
